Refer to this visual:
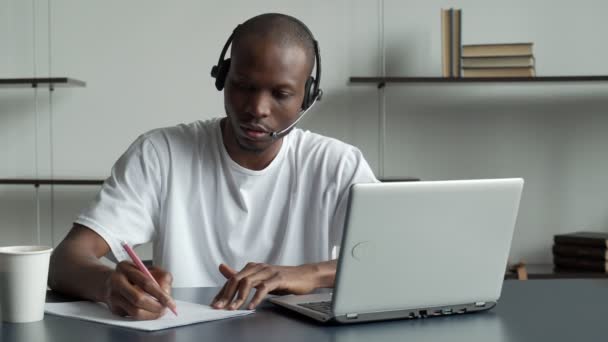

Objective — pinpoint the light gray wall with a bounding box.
[1,0,607,264]
[380,0,608,263]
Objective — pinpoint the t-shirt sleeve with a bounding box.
[75,133,163,262]
[329,147,378,257]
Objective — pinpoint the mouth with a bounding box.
[239,124,270,140]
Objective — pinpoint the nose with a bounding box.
[246,91,272,119]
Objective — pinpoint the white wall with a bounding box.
[1,0,607,263]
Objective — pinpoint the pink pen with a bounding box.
[121,241,178,316]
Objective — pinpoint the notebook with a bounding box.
[45,300,253,331]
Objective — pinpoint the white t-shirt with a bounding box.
[76,118,377,287]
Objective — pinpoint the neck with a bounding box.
[221,118,283,170]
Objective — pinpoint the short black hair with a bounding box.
[231,13,316,74]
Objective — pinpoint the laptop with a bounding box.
[269,178,524,323]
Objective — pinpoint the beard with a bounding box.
[224,113,274,155]
[234,134,267,154]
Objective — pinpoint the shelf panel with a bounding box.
[0,179,104,186]
[1,178,420,185]
[0,77,86,89]
[350,75,608,87]
[379,177,420,182]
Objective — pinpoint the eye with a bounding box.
[273,90,293,100]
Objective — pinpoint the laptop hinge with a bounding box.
[346,313,358,319]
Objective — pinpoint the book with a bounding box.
[553,244,608,261]
[451,9,462,77]
[440,8,462,78]
[462,67,535,77]
[462,55,535,68]
[554,231,608,248]
[462,43,534,57]
[553,255,608,273]
[440,9,452,77]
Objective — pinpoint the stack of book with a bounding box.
[461,43,536,78]
[553,232,608,273]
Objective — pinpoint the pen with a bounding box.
[121,241,178,316]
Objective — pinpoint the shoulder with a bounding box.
[134,118,221,154]
[141,118,219,145]
[288,129,376,181]
[290,128,364,161]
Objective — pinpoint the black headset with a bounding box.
[210,21,323,111]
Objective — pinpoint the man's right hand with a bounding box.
[104,261,176,320]
[48,224,177,321]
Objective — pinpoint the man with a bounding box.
[48,13,376,320]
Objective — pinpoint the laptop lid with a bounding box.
[332,178,523,317]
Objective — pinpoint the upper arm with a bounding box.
[56,223,112,259]
[73,133,163,255]
[328,146,377,251]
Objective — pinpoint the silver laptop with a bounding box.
[269,178,524,323]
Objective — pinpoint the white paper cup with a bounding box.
[0,245,53,323]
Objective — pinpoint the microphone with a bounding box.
[269,98,319,140]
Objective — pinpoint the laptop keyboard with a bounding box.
[298,301,332,315]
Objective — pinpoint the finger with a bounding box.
[150,267,173,293]
[229,266,276,310]
[227,275,256,310]
[218,263,237,279]
[115,271,166,314]
[107,294,128,317]
[248,274,283,310]
[149,267,177,313]
[211,281,230,308]
[122,264,176,311]
[214,263,262,309]
[110,293,165,320]
[210,264,236,307]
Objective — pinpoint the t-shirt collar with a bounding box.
[216,118,289,176]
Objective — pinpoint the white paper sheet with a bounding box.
[44,300,253,331]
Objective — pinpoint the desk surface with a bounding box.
[2,279,607,342]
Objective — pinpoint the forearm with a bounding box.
[48,243,113,303]
[304,259,337,288]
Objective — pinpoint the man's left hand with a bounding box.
[210,262,320,310]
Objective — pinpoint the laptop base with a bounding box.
[269,294,496,324]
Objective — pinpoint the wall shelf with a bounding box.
[0,77,86,89]
[378,177,420,182]
[0,178,420,185]
[0,179,104,186]
[350,75,608,88]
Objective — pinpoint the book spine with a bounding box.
[462,67,534,78]
[441,9,451,77]
[451,9,461,77]
[461,44,533,58]
[446,9,454,77]
[554,236,608,248]
[461,56,535,68]
[554,256,608,272]
[552,244,608,260]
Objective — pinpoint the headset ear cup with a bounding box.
[215,58,231,91]
[302,77,315,109]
